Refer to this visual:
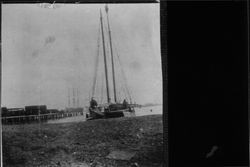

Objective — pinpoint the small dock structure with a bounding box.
[1,105,85,124]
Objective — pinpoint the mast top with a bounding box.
[105,4,108,13]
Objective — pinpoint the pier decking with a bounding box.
[1,111,85,124]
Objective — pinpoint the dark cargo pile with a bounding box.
[2,115,163,167]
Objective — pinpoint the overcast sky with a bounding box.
[2,4,162,109]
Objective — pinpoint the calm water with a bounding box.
[47,105,162,124]
[135,105,162,116]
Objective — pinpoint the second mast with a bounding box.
[100,10,110,103]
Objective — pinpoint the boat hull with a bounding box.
[104,110,124,118]
[86,107,135,120]
[87,108,104,119]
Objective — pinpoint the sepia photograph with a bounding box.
[1,3,163,167]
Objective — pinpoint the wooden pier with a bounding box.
[1,111,84,125]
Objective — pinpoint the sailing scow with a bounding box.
[86,5,136,120]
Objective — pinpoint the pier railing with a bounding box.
[1,111,85,125]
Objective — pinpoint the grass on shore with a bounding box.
[2,115,163,167]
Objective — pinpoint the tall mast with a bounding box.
[105,5,117,103]
[68,87,71,107]
[72,87,75,107]
[77,88,80,107]
[100,10,110,103]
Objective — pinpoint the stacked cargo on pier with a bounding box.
[25,105,47,115]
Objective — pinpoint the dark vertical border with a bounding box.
[248,0,250,72]
[160,1,168,167]
[167,0,248,166]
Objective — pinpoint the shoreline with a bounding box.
[2,114,163,167]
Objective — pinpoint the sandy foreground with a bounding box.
[2,115,164,167]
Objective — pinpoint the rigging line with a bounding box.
[93,22,101,97]
[121,84,127,101]
[103,19,117,100]
[100,69,105,104]
[114,50,133,103]
[107,24,134,103]
[100,10,111,103]
[121,62,132,103]
[91,20,101,98]
[106,11,117,103]
[118,72,127,100]
[110,33,134,101]
[117,90,120,102]
[88,89,91,103]
[123,83,131,103]
[103,23,111,64]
